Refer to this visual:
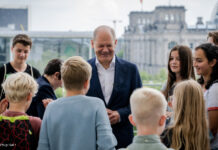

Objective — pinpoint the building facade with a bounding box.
[0,7,28,31]
[0,31,93,72]
[123,5,218,74]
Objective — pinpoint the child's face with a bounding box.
[169,50,181,74]
[193,49,214,76]
[11,43,30,64]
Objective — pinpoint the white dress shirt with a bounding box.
[96,56,115,104]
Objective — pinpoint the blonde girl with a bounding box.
[161,80,210,150]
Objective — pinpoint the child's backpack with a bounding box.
[0,115,36,150]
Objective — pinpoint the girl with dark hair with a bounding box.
[193,43,218,150]
[162,45,195,126]
[162,45,195,101]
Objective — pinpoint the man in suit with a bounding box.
[87,25,142,149]
[27,58,63,119]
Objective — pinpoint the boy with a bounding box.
[120,87,173,150]
[0,72,41,150]
[27,58,63,119]
[0,34,41,101]
[38,56,117,150]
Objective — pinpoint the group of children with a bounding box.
[0,32,218,150]
[160,32,218,150]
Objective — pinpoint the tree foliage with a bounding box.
[140,68,167,82]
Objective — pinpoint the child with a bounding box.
[162,45,195,100]
[193,43,218,149]
[0,34,41,101]
[37,56,117,150]
[161,80,210,150]
[120,87,173,150]
[162,45,195,125]
[27,58,63,119]
[0,72,41,150]
[207,31,218,45]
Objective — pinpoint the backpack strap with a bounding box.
[30,65,34,77]
[0,64,7,100]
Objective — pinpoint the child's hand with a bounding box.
[0,99,8,114]
[166,111,173,118]
[168,96,173,109]
[42,99,53,108]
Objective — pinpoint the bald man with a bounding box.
[87,25,142,149]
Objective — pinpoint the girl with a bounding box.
[193,43,218,150]
[162,45,195,125]
[161,80,210,150]
[162,45,195,100]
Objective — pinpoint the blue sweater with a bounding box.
[37,95,117,150]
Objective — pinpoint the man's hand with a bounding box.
[107,109,120,125]
[42,98,53,108]
[0,99,8,114]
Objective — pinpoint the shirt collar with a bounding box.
[133,135,161,143]
[95,55,116,68]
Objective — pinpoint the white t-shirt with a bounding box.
[204,82,218,149]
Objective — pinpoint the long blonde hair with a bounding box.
[170,80,210,150]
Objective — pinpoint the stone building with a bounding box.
[0,7,28,31]
[123,5,218,74]
[0,31,93,72]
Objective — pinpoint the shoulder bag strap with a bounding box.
[30,65,34,77]
[0,64,7,100]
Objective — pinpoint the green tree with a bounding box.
[55,87,65,98]
[117,50,124,58]
[140,71,152,81]
[154,68,167,82]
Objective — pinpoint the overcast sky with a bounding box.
[1,0,217,37]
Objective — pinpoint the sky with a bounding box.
[0,0,217,37]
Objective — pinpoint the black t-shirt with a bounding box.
[0,62,41,101]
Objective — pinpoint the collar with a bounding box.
[42,75,50,84]
[3,110,27,116]
[95,55,116,68]
[133,135,161,144]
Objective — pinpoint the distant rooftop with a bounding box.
[129,11,153,15]
[0,30,93,38]
[155,6,185,9]
[130,5,186,15]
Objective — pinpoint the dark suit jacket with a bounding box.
[27,76,57,119]
[87,56,142,148]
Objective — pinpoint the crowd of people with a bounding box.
[0,26,217,150]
